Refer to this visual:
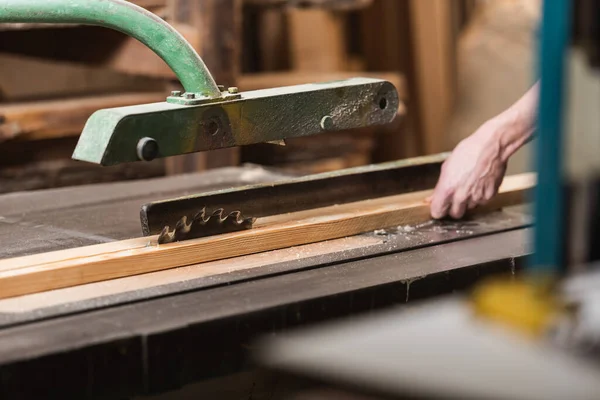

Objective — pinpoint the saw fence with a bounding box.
[0,170,533,299]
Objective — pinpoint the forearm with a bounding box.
[490,81,539,161]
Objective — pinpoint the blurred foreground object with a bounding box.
[254,1,600,399]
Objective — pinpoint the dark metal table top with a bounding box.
[0,166,532,399]
[0,164,290,259]
[0,227,531,399]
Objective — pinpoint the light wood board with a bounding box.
[0,92,165,142]
[0,173,534,299]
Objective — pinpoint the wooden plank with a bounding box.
[409,0,457,154]
[0,235,382,313]
[98,22,199,79]
[0,53,164,103]
[0,92,166,142]
[287,8,348,72]
[166,0,242,174]
[360,0,459,159]
[244,0,373,11]
[257,8,290,71]
[0,173,534,299]
[360,0,420,161]
[245,0,374,10]
[0,158,165,194]
[0,25,201,79]
[129,0,168,7]
[0,212,528,329]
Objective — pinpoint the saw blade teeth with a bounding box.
[192,207,208,224]
[211,208,226,222]
[157,208,255,244]
[175,215,188,229]
[230,211,252,227]
[158,226,175,244]
[174,216,190,233]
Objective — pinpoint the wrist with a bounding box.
[490,107,535,162]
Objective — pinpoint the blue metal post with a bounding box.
[531,0,571,272]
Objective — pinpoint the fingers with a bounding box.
[431,182,479,220]
[468,199,478,210]
[430,185,452,219]
[450,200,467,219]
[483,180,498,202]
[449,188,468,219]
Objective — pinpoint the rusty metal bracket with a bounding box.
[73,77,400,165]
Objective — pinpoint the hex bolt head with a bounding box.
[185,93,195,99]
[218,85,226,91]
[320,115,334,131]
[171,90,182,97]
[228,87,239,94]
[136,137,159,162]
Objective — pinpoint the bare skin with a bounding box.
[429,81,539,219]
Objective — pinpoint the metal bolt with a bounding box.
[320,116,334,131]
[185,93,195,99]
[218,85,226,91]
[171,90,182,97]
[136,137,159,162]
[228,87,239,94]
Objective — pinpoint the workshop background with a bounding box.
[0,0,538,194]
[0,1,545,400]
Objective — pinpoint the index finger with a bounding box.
[429,186,452,219]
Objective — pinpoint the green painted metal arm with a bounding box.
[72,77,400,165]
[0,0,221,98]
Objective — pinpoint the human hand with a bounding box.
[429,119,509,219]
[428,82,538,219]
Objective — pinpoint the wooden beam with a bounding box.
[409,0,457,154]
[245,0,373,10]
[166,0,242,174]
[0,24,200,79]
[128,0,168,7]
[360,0,459,159]
[0,173,534,299]
[99,22,199,79]
[257,7,291,71]
[0,92,166,142]
[287,8,348,72]
[0,157,165,194]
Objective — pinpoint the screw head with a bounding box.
[218,85,226,91]
[228,87,239,94]
[136,137,159,162]
[184,93,196,100]
[320,116,334,131]
[171,90,182,97]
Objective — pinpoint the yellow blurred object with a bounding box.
[471,276,564,338]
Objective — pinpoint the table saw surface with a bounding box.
[0,165,532,399]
